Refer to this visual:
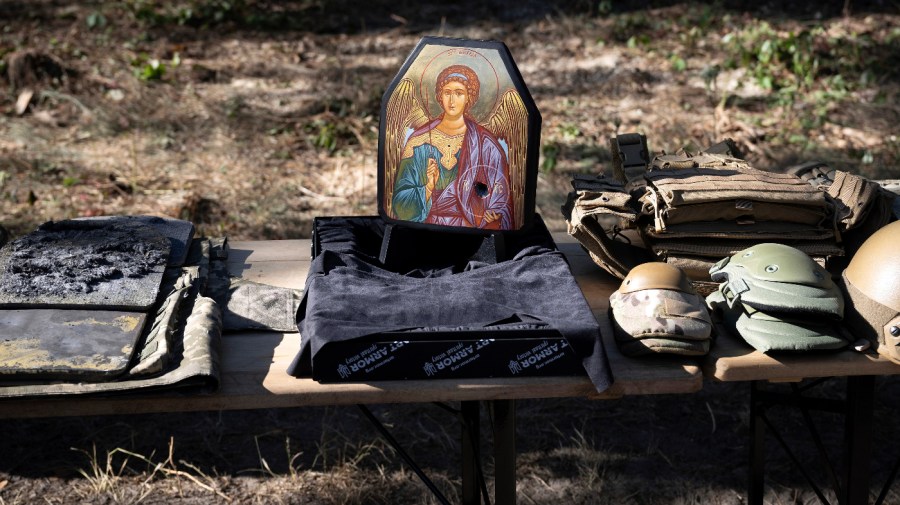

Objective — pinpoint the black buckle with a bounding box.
[615,133,649,169]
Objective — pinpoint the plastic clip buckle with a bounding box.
[615,133,649,170]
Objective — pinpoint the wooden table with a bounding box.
[0,237,701,505]
[703,326,900,505]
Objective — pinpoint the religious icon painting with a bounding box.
[378,37,541,233]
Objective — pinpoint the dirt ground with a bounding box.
[2,380,900,504]
[1,1,900,504]
[1,1,899,239]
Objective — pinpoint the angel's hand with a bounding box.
[484,210,500,224]
[425,158,439,193]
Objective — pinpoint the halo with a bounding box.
[418,47,501,123]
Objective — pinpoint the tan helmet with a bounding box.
[840,220,900,363]
[619,262,696,295]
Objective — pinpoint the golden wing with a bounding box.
[486,89,529,229]
[383,78,428,218]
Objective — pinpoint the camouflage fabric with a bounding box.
[128,266,198,376]
[206,252,302,332]
[610,288,712,341]
[609,261,714,357]
[209,236,229,260]
[178,295,222,383]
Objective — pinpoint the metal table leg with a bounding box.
[462,401,480,505]
[841,375,874,505]
[749,381,766,505]
[357,404,452,505]
[745,376,879,505]
[491,399,516,505]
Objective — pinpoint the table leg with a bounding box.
[357,405,451,505]
[462,401,480,505]
[491,399,516,505]
[749,381,766,505]
[840,375,874,505]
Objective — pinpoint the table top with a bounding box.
[702,325,900,382]
[0,236,702,419]
[4,233,899,418]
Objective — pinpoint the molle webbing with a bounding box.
[787,161,836,189]
[645,167,829,207]
[645,199,828,227]
[828,170,894,231]
[564,137,845,281]
[646,238,844,259]
[641,221,838,241]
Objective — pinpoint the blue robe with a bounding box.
[392,118,514,230]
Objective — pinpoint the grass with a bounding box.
[1,387,899,503]
[73,437,230,503]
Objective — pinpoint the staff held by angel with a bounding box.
[384,63,528,230]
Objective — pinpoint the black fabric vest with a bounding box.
[287,216,613,393]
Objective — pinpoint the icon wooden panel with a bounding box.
[378,37,541,233]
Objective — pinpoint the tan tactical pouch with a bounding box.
[635,151,842,280]
[787,163,897,262]
[564,136,846,282]
[642,158,831,231]
[562,175,654,278]
[827,170,897,259]
[828,170,887,229]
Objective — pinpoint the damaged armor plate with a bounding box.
[0,218,170,310]
[0,308,147,380]
[75,215,195,267]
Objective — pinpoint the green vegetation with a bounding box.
[86,11,108,30]
[722,22,820,95]
[125,0,247,27]
[120,0,327,31]
[306,118,339,153]
[721,18,897,100]
[130,53,179,81]
[541,142,560,173]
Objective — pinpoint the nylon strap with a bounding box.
[610,133,649,184]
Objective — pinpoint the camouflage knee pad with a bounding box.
[609,262,713,357]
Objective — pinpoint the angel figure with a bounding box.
[384,64,528,230]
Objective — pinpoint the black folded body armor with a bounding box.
[288,216,613,392]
